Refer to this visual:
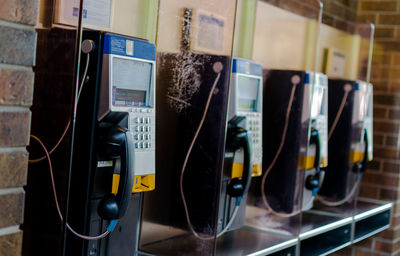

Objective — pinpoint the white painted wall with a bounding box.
[252,2,308,70]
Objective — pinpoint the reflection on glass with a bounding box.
[140,0,237,255]
[24,0,83,255]
[244,0,323,243]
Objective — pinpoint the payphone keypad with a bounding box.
[239,111,263,176]
[246,113,262,157]
[128,108,156,151]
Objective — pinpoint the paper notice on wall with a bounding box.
[191,9,225,54]
[324,48,346,78]
[55,0,112,28]
[197,13,224,52]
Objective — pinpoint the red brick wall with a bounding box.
[345,1,400,255]
[261,0,359,29]
[0,0,38,255]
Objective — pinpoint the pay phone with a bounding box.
[302,73,328,210]
[260,70,328,215]
[66,31,156,256]
[318,80,373,203]
[218,58,263,232]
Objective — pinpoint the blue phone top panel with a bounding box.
[232,57,263,76]
[103,33,156,61]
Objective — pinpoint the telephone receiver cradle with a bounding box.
[352,129,369,174]
[226,119,252,198]
[305,128,322,191]
[98,127,135,220]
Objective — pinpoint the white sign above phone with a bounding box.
[54,0,112,28]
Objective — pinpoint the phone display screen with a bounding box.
[112,57,152,107]
[311,87,327,118]
[237,75,260,112]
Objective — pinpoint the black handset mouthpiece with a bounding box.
[98,194,119,220]
[98,127,135,220]
[226,126,252,198]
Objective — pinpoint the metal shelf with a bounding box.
[137,200,392,255]
[353,198,392,244]
[299,213,352,256]
[242,199,392,256]
[216,227,297,256]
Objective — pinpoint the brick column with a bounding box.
[0,1,38,256]
[260,0,359,28]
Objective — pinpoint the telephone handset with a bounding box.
[98,128,135,220]
[353,129,369,174]
[311,128,321,172]
[226,122,252,199]
[306,128,322,191]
